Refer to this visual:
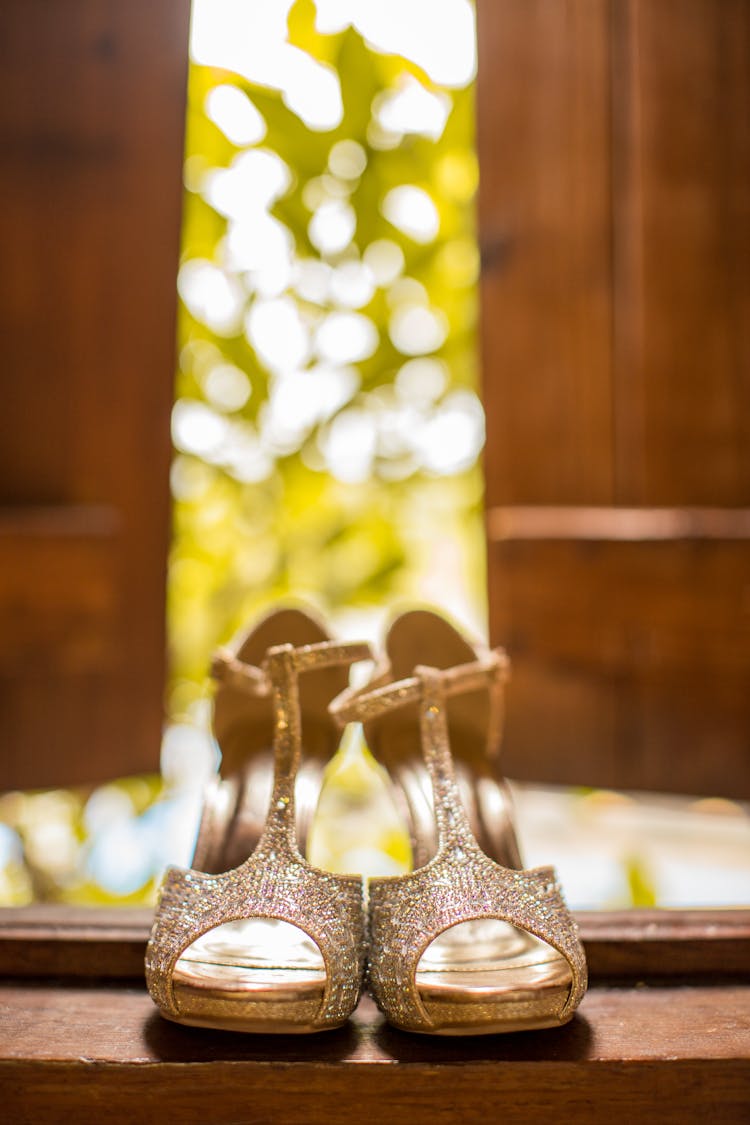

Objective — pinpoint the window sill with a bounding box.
[1,978,748,1122]
[1,904,748,980]
[1,907,748,1122]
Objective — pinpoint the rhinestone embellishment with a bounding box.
[145,640,371,1029]
[343,656,588,1032]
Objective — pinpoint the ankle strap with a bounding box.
[330,649,509,727]
[212,639,372,697]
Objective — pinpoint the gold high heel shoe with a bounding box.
[331,610,587,1035]
[146,628,372,1033]
[193,607,355,875]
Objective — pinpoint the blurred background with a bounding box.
[1,0,748,910]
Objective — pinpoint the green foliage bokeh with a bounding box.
[169,0,487,715]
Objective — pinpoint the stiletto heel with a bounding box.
[332,611,587,1035]
[146,632,372,1033]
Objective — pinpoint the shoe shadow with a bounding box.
[142,1009,362,1063]
[369,1011,594,1063]
[142,996,592,1064]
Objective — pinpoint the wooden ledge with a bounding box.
[2,908,748,1121]
[1,982,749,1123]
[1,905,749,980]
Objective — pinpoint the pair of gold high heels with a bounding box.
[145,608,587,1035]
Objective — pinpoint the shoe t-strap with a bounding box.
[212,638,365,846]
[211,639,372,858]
[415,663,480,856]
[212,639,373,694]
[330,649,508,728]
[363,657,588,1029]
[146,637,372,1027]
[211,648,271,696]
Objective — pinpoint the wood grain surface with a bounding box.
[0,0,189,788]
[0,984,748,1123]
[1,906,748,980]
[477,0,750,798]
[1,909,748,1121]
[487,518,750,795]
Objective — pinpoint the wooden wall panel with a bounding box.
[612,0,750,505]
[0,508,119,675]
[0,2,190,788]
[477,0,615,507]
[478,0,750,796]
[488,509,750,796]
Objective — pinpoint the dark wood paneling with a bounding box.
[0,2,190,787]
[0,507,120,674]
[488,508,750,796]
[478,0,750,510]
[477,0,615,507]
[478,1,750,795]
[612,0,750,505]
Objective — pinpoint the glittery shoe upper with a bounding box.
[145,639,372,1029]
[334,655,588,1033]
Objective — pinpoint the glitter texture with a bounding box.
[336,656,587,1033]
[146,640,371,1030]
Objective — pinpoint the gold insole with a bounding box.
[172,918,326,1009]
[171,917,570,1027]
[416,919,570,998]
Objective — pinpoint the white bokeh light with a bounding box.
[313,0,351,34]
[415,390,485,474]
[330,260,376,308]
[321,408,378,483]
[316,311,379,364]
[244,256,295,299]
[294,259,332,304]
[224,213,293,274]
[395,357,448,406]
[245,296,310,372]
[205,84,267,146]
[191,0,344,130]
[220,421,274,482]
[282,55,344,131]
[388,277,429,308]
[302,174,351,211]
[374,77,452,141]
[308,200,357,255]
[382,185,440,243]
[263,363,360,454]
[172,399,229,458]
[203,363,252,412]
[170,455,213,502]
[204,150,292,220]
[313,0,476,88]
[366,118,403,152]
[161,724,218,788]
[363,239,405,286]
[83,786,134,837]
[389,304,447,355]
[328,139,367,180]
[178,260,245,335]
